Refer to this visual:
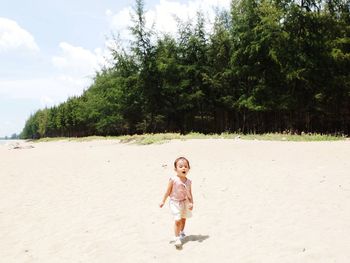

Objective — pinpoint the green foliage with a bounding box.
[21,0,350,139]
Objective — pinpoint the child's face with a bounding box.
[175,159,190,177]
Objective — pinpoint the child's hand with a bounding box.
[159,201,165,208]
[188,203,193,210]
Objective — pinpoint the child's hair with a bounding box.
[174,157,190,169]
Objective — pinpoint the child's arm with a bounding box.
[188,184,194,210]
[159,180,173,208]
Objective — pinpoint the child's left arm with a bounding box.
[188,184,194,210]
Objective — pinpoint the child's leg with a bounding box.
[180,218,186,232]
[173,219,183,247]
[174,219,182,237]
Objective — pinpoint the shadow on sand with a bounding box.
[170,234,210,250]
[182,234,210,245]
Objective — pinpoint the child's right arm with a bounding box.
[159,180,173,208]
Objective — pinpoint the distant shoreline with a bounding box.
[0,139,24,145]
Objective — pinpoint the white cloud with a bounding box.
[0,75,93,136]
[0,42,110,108]
[109,6,133,42]
[0,76,92,104]
[0,17,39,53]
[107,0,231,39]
[105,9,113,16]
[40,95,55,107]
[52,42,106,77]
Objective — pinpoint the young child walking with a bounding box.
[159,157,193,248]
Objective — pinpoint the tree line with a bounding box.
[21,0,350,139]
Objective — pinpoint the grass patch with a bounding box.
[35,136,115,143]
[118,132,345,144]
[118,133,183,145]
[239,133,344,141]
[34,132,345,145]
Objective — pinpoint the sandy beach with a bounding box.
[1,138,349,262]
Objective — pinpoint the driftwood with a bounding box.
[9,142,35,150]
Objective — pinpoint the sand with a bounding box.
[0,138,349,262]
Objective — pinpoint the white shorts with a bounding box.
[169,199,192,221]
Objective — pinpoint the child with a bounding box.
[159,157,193,248]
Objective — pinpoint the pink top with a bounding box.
[169,176,192,201]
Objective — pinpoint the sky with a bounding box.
[0,0,230,137]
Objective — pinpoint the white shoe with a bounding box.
[174,237,182,248]
[180,231,186,241]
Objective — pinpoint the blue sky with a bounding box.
[0,0,230,137]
